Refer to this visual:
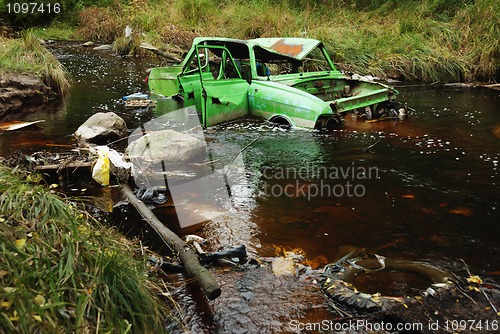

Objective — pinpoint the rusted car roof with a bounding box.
[190,37,322,61]
[251,38,322,60]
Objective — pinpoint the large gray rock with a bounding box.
[126,129,206,163]
[75,112,127,145]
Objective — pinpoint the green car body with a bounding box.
[148,37,403,129]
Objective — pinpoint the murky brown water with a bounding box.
[1,45,498,333]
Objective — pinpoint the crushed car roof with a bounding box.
[191,37,323,61]
[251,38,322,60]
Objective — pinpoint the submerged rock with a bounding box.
[74,112,127,145]
[93,44,113,51]
[126,129,206,163]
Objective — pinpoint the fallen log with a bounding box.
[119,183,221,300]
[140,42,183,64]
[35,162,94,171]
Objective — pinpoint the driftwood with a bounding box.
[119,183,221,300]
[140,42,183,64]
[35,162,94,171]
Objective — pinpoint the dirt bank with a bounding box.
[0,72,58,120]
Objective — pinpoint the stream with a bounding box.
[1,44,498,333]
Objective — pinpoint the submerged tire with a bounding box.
[269,115,292,129]
[322,257,452,313]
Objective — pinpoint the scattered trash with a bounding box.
[122,93,155,109]
[272,257,295,276]
[91,146,132,186]
[92,147,110,186]
[122,93,149,100]
[270,246,305,276]
[201,245,247,264]
[185,235,207,244]
[96,146,132,170]
[133,187,167,204]
[321,246,453,313]
[0,120,45,131]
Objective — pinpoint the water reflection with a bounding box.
[191,85,500,277]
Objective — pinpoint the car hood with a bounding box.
[264,71,347,86]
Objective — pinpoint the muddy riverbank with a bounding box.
[0,72,59,119]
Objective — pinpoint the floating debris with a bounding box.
[0,120,44,131]
[125,99,155,109]
[122,93,155,109]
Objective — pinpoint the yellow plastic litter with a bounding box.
[92,149,110,186]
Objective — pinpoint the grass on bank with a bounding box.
[32,23,77,42]
[0,32,71,94]
[0,164,176,333]
[70,0,498,83]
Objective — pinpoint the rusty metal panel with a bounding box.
[251,38,322,59]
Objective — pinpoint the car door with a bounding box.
[194,45,250,128]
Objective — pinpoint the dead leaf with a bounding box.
[468,286,480,292]
[449,207,474,217]
[15,239,26,250]
[9,310,19,321]
[420,207,436,215]
[493,124,500,138]
[302,254,329,269]
[1,300,12,309]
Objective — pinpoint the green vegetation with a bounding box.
[3,0,498,82]
[32,23,77,41]
[0,32,71,94]
[74,0,499,82]
[0,165,176,333]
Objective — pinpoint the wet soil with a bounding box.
[0,72,59,119]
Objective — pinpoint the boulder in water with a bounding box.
[126,129,206,164]
[74,112,127,145]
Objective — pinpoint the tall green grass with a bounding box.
[0,165,176,333]
[73,0,498,82]
[0,32,71,94]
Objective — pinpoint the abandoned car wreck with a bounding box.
[147,37,408,129]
